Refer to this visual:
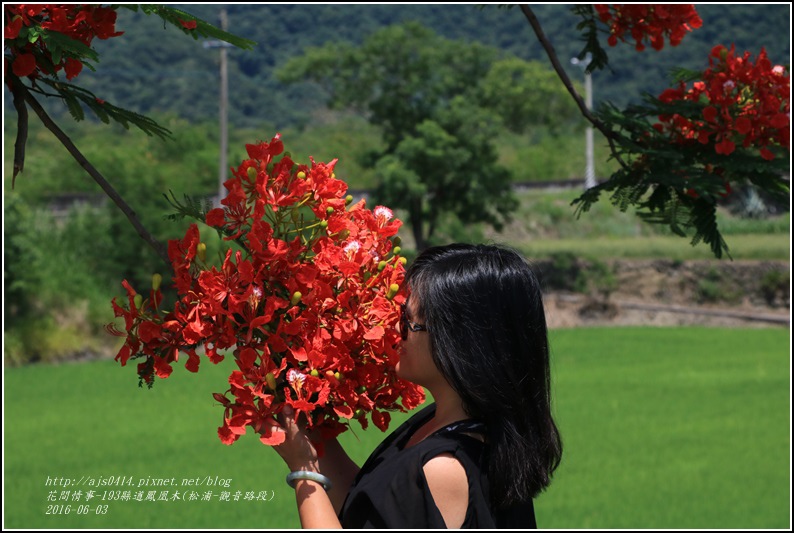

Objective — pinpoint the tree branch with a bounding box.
[11,80,28,187]
[14,78,171,266]
[519,5,628,169]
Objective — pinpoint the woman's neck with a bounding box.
[403,381,470,449]
[427,382,469,427]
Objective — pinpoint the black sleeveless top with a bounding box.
[338,403,537,529]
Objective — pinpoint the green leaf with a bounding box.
[163,190,215,224]
[85,97,111,124]
[142,6,257,50]
[690,202,730,260]
[41,30,100,62]
[668,67,703,83]
[27,27,41,43]
[49,43,62,66]
[63,92,85,122]
[37,79,172,139]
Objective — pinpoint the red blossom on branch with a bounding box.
[4,4,123,82]
[594,4,702,51]
[110,135,424,446]
[655,45,790,160]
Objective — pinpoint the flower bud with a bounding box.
[345,195,354,205]
[377,261,387,272]
[133,294,143,310]
[399,257,407,266]
[338,229,350,240]
[290,291,302,306]
[297,171,306,180]
[247,167,257,181]
[334,371,342,380]
[386,283,400,300]
[266,372,277,391]
[320,220,328,228]
[354,408,365,418]
[310,369,320,377]
[197,242,207,262]
[151,273,162,291]
[331,173,336,179]
[393,236,402,246]
[356,385,367,394]
[393,246,401,256]
[326,206,335,215]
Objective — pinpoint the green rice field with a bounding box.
[3,327,790,529]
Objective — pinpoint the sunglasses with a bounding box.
[400,303,428,340]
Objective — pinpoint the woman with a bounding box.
[271,243,562,528]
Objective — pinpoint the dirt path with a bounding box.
[542,259,790,328]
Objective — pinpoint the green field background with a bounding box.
[3,327,790,529]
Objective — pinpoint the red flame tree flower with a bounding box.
[4,4,123,80]
[110,135,425,447]
[572,45,789,259]
[656,45,789,161]
[594,4,703,51]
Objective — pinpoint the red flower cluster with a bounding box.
[656,45,790,160]
[111,135,425,447]
[4,4,123,80]
[594,4,702,51]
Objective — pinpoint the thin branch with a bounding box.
[11,81,28,187]
[14,78,171,266]
[519,5,628,169]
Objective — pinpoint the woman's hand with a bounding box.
[267,406,361,516]
[271,405,320,473]
[270,406,343,529]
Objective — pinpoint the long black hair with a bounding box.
[406,243,562,507]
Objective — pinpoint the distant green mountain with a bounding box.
[6,4,790,130]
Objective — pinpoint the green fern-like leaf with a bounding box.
[163,190,214,223]
[37,79,172,138]
[611,181,648,212]
[62,91,85,122]
[636,189,691,237]
[83,95,110,124]
[142,6,257,50]
[570,5,611,74]
[668,67,703,83]
[690,201,730,259]
[40,29,100,63]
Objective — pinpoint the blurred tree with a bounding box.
[4,4,255,264]
[278,22,578,249]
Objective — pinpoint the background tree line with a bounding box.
[3,4,790,130]
[3,4,790,365]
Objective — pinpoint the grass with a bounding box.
[3,327,789,529]
[479,189,791,260]
[539,327,790,529]
[496,128,621,182]
[513,234,791,260]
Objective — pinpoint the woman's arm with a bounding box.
[270,407,359,527]
[292,478,342,529]
[423,453,469,529]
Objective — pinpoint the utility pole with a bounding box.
[203,8,232,207]
[571,52,596,190]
